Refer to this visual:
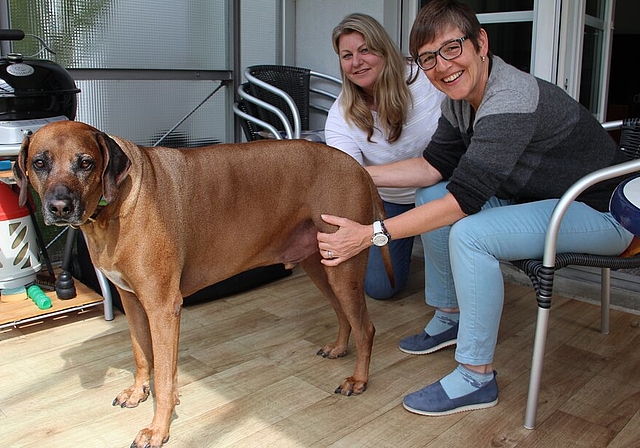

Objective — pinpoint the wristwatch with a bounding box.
[371,220,391,247]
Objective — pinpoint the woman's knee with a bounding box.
[448,216,491,257]
[449,218,475,242]
[365,236,413,299]
[365,275,408,300]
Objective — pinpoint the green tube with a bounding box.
[27,285,52,310]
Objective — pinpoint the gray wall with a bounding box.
[286,0,403,129]
[293,0,402,80]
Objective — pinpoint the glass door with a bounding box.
[557,0,615,121]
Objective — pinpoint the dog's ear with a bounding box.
[13,135,30,207]
[97,133,131,203]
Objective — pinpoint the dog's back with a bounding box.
[104,137,384,295]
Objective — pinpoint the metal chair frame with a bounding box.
[233,65,341,141]
[234,82,288,140]
[512,117,640,429]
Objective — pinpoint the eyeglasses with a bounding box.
[415,36,469,71]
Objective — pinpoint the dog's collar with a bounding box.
[87,197,109,223]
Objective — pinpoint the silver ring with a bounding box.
[327,250,333,259]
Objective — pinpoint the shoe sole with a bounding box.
[402,397,498,416]
[398,338,457,355]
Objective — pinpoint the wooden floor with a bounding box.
[1,258,639,448]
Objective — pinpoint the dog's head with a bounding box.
[13,120,131,226]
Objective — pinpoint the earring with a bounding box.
[481,55,486,62]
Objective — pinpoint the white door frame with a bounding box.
[556,0,615,121]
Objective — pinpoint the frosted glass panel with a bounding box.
[241,0,279,68]
[76,79,228,147]
[7,0,231,144]
[8,0,228,70]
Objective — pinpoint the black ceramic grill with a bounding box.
[0,29,80,157]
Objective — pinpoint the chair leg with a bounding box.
[95,267,114,321]
[78,232,114,321]
[600,267,611,335]
[524,306,551,430]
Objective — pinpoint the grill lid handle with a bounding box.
[0,29,25,42]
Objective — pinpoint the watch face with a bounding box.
[372,233,389,247]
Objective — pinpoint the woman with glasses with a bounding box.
[325,13,444,300]
[317,0,633,416]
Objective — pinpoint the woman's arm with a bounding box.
[317,191,465,266]
[365,156,443,188]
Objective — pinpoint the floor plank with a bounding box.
[1,259,639,448]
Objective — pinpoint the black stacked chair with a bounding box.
[233,64,341,142]
[246,65,311,135]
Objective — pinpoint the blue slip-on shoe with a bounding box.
[402,371,498,416]
[398,323,458,355]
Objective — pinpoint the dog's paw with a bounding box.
[131,427,170,448]
[316,345,347,359]
[113,384,150,408]
[334,376,367,396]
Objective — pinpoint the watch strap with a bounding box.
[379,220,391,241]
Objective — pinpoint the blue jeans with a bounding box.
[365,201,415,299]
[415,181,633,365]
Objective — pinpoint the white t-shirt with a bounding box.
[325,64,444,204]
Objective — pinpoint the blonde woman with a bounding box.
[325,13,443,300]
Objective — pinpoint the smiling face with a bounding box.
[418,26,489,110]
[338,31,384,96]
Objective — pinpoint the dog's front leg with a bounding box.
[131,291,182,448]
[113,289,153,408]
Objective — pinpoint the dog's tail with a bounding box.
[369,177,395,289]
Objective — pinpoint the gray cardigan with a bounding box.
[423,56,627,214]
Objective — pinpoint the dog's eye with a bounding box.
[32,159,46,170]
[79,159,94,171]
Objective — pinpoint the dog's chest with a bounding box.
[99,268,133,293]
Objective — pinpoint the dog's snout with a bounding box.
[47,198,75,217]
[44,185,77,221]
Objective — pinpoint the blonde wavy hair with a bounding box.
[332,13,417,143]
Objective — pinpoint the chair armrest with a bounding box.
[542,158,640,268]
[232,102,283,140]
[310,71,342,85]
[237,84,294,139]
[244,67,301,139]
[309,71,342,115]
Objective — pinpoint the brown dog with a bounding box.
[14,120,392,448]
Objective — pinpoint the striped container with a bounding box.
[0,182,41,289]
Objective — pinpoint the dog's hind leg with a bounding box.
[325,254,375,396]
[113,289,153,409]
[301,253,351,359]
[301,253,375,396]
